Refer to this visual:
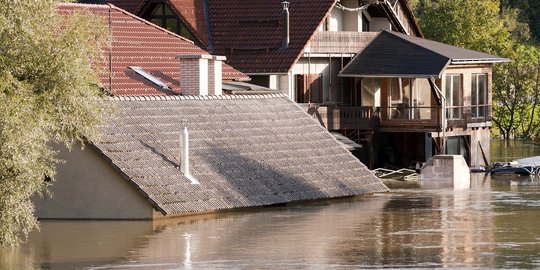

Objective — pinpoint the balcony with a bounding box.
[307,31,378,54]
[446,105,492,129]
[303,104,380,131]
[303,104,492,132]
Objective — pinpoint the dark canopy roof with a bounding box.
[340,30,509,78]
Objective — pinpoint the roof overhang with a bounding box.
[451,58,511,65]
[338,73,442,78]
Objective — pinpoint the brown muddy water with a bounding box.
[2,140,540,269]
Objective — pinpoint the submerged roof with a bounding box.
[94,94,388,216]
[59,3,248,96]
[340,30,509,78]
[208,0,337,74]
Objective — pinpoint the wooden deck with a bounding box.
[302,104,492,132]
[307,31,378,54]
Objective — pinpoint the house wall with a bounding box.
[371,18,392,32]
[34,143,155,220]
[291,57,345,103]
[442,65,493,108]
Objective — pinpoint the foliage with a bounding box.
[492,45,540,139]
[0,0,107,246]
[501,0,540,42]
[411,0,540,139]
[414,0,514,56]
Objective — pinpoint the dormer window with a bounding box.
[141,2,197,43]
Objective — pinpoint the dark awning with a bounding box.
[339,30,509,78]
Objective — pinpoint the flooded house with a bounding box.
[34,3,388,220]
[89,0,510,168]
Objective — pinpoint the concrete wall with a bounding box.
[34,143,155,220]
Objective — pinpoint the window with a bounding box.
[388,78,432,120]
[142,2,196,42]
[471,74,487,118]
[295,74,323,103]
[361,13,369,32]
[445,74,462,119]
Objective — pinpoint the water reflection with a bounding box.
[3,179,540,269]
[6,138,540,270]
[491,139,540,162]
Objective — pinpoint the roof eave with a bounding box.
[338,73,441,78]
[287,0,339,73]
[450,58,511,65]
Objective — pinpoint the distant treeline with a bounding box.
[501,0,540,43]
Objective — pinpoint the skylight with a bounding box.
[129,66,172,90]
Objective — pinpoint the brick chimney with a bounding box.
[176,54,226,96]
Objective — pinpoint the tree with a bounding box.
[0,1,107,246]
[414,0,514,56]
[492,45,540,139]
[411,0,540,139]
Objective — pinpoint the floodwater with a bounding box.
[1,140,540,269]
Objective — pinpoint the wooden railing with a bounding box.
[308,31,378,54]
[303,104,492,131]
[446,105,492,128]
[303,104,379,131]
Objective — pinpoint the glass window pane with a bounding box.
[150,18,162,26]
[150,4,163,15]
[166,19,178,33]
[164,5,175,15]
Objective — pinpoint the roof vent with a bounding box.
[281,1,290,49]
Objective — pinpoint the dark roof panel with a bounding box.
[340,31,508,78]
[94,94,388,216]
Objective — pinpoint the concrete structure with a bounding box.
[419,155,471,189]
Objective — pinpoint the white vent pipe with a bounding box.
[181,124,199,185]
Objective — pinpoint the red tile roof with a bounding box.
[59,3,248,96]
[208,0,337,74]
[98,0,209,47]
[102,0,142,13]
[166,0,209,47]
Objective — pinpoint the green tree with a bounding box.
[492,45,540,139]
[414,0,514,56]
[0,1,107,246]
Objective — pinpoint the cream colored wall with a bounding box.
[371,18,392,32]
[34,143,155,220]
[292,57,343,103]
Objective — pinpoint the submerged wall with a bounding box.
[34,143,155,220]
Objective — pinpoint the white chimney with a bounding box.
[176,54,227,96]
[180,123,199,185]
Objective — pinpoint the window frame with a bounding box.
[471,73,488,118]
[444,74,463,119]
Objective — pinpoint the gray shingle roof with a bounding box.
[94,94,388,216]
[340,30,509,78]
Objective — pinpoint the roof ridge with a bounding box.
[382,30,452,62]
[109,93,287,101]
[58,2,110,9]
